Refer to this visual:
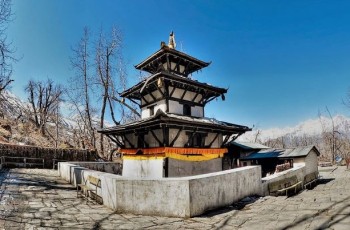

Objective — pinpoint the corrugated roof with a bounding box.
[241,145,320,160]
[231,141,270,150]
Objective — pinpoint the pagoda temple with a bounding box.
[99,32,251,178]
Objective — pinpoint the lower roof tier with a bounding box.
[99,110,251,136]
[99,110,251,149]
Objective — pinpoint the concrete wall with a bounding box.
[189,166,262,216]
[122,158,164,178]
[304,150,319,175]
[59,162,261,217]
[115,178,190,217]
[68,162,122,175]
[261,165,306,196]
[168,158,222,177]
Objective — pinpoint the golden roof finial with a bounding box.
[168,31,176,49]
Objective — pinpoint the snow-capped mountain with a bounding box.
[0,90,29,119]
[238,114,350,143]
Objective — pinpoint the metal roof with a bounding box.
[98,109,251,135]
[120,71,227,100]
[231,141,270,150]
[241,145,320,160]
[134,46,210,75]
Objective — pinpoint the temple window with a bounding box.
[183,104,191,116]
[149,105,155,116]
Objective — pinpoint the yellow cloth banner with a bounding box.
[119,147,227,162]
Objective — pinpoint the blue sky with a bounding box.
[7,0,350,129]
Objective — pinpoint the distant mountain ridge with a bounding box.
[238,114,350,143]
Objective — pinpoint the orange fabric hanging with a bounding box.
[118,147,228,155]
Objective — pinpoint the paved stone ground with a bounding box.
[0,166,349,230]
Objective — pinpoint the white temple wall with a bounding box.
[141,100,167,118]
[192,105,204,117]
[168,100,183,115]
[123,158,164,178]
[167,158,222,177]
[168,100,204,117]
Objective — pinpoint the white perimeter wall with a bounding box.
[59,162,262,217]
[261,165,306,196]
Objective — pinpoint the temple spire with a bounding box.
[168,31,176,49]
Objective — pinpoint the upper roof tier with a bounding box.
[135,43,210,77]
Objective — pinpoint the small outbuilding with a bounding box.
[240,145,320,177]
[223,141,270,169]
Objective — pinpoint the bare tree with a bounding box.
[25,79,63,136]
[0,0,16,93]
[94,27,140,158]
[68,27,97,150]
[95,27,122,155]
[68,26,141,158]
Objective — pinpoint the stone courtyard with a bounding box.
[0,166,349,230]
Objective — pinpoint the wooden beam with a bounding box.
[206,133,219,148]
[141,94,149,104]
[154,80,165,97]
[191,92,200,103]
[150,130,163,147]
[106,135,124,147]
[183,61,190,76]
[180,88,187,100]
[204,95,218,105]
[113,136,124,147]
[166,54,170,72]
[169,85,176,97]
[137,134,149,148]
[170,96,203,107]
[199,91,208,104]
[146,88,157,102]
[170,127,183,147]
[123,135,134,148]
[127,97,141,107]
[185,131,197,147]
[141,97,164,109]
[162,125,169,146]
[221,134,232,147]
[174,58,181,72]
[164,80,170,113]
